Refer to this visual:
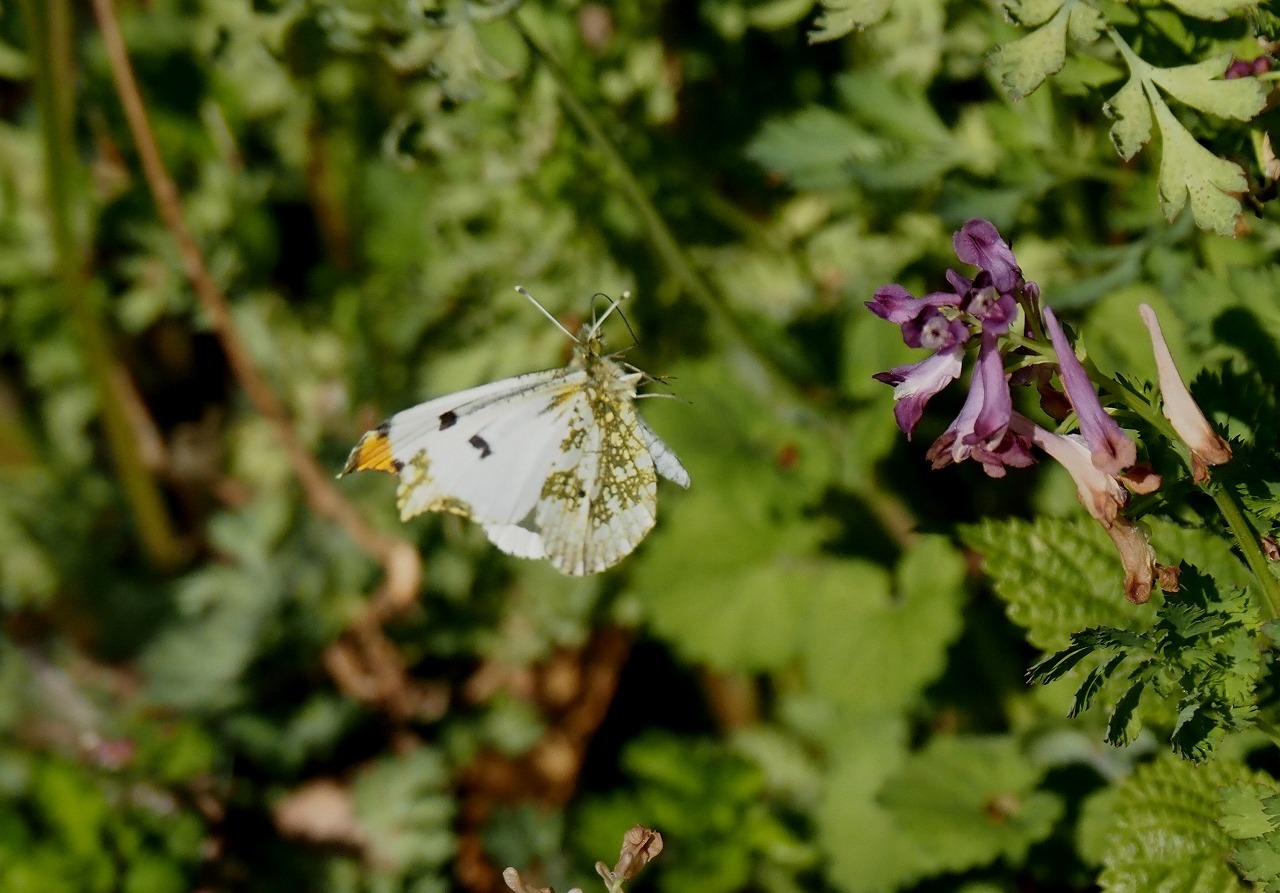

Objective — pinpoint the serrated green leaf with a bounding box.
[1221,782,1280,890]
[1220,783,1279,839]
[808,0,890,42]
[1070,653,1126,717]
[1149,56,1267,120]
[1170,699,1222,761]
[1028,640,1097,684]
[1151,91,1248,236]
[961,517,1156,651]
[1164,0,1261,21]
[1104,76,1153,160]
[1105,678,1146,746]
[1089,755,1258,893]
[1234,837,1280,891]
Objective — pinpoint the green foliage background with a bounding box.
[3,0,1280,891]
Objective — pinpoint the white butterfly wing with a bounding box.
[533,392,660,575]
[343,368,584,529]
[637,417,690,488]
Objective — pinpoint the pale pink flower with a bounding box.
[1138,304,1232,482]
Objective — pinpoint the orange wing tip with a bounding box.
[340,428,402,476]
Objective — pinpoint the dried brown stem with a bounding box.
[88,0,423,702]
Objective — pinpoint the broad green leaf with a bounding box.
[836,72,952,145]
[142,564,282,711]
[818,721,927,893]
[747,0,818,30]
[630,361,841,671]
[808,0,891,42]
[1164,0,1262,20]
[1151,92,1248,236]
[877,736,1063,873]
[820,732,1060,893]
[802,537,965,711]
[961,517,1156,651]
[1149,56,1267,120]
[1086,755,1257,893]
[1104,76,1154,160]
[746,106,879,190]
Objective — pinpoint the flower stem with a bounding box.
[18,0,187,568]
[1211,484,1280,621]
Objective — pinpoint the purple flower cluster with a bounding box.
[867,219,1232,604]
[867,220,1035,478]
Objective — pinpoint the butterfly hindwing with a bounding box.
[533,389,659,575]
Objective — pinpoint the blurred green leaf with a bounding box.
[352,748,456,877]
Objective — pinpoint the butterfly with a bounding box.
[340,287,689,576]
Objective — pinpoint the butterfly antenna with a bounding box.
[615,304,641,349]
[516,286,579,343]
[586,289,629,339]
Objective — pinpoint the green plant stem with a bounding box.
[512,13,812,386]
[18,0,186,568]
[1211,485,1280,622]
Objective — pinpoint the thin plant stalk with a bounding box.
[18,0,187,568]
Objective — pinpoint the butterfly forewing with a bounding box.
[344,369,583,527]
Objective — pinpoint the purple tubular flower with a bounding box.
[866,284,958,325]
[1042,307,1137,477]
[953,219,1023,295]
[874,344,966,438]
[925,332,1028,477]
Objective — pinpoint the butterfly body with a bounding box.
[342,293,688,575]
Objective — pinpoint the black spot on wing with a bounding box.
[375,419,391,435]
[469,434,493,458]
[439,410,458,430]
